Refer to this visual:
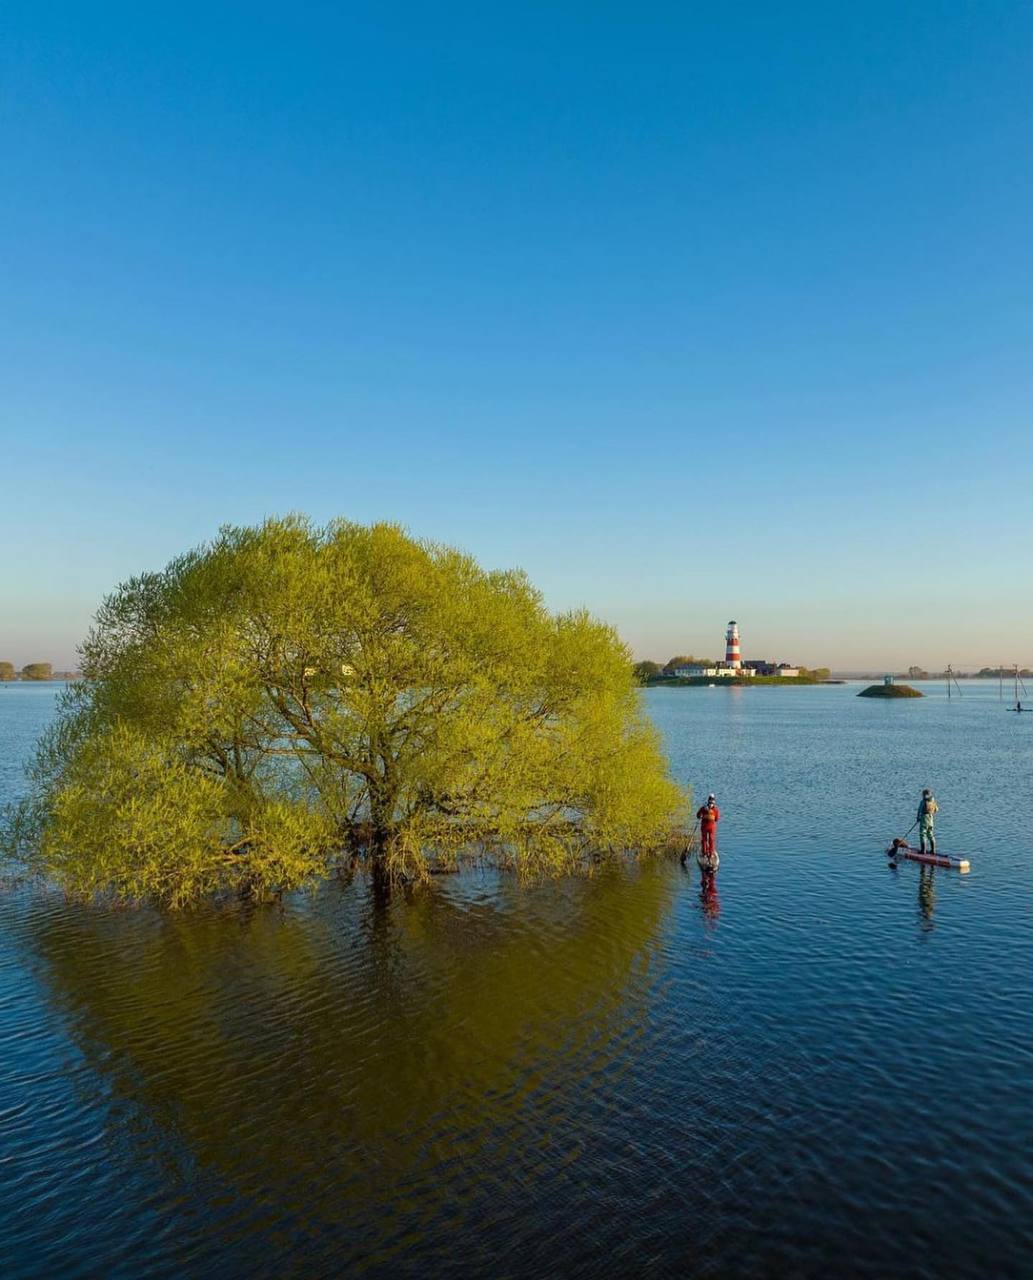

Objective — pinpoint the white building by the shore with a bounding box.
[673,665,754,679]
[673,661,800,679]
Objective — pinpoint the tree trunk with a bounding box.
[370,855,393,906]
[367,786,395,867]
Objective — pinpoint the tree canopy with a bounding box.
[632,660,662,682]
[0,662,14,681]
[4,517,687,906]
[20,662,52,680]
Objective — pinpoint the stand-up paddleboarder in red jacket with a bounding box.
[696,794,720,858]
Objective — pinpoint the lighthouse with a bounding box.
[725,620,741,669]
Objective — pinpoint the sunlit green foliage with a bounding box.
[21,662,53,680]
[4,517,687,904]
[0,661,14,680]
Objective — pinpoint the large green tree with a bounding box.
[0,662,14,680]
[5,518,687,905]
[20,662,53,680]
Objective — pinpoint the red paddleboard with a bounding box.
[886,842,970,872]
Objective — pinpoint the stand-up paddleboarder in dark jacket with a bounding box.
[917,789,938,854]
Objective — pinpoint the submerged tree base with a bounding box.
[2,828,693,908]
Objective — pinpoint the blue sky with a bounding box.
[2,2,1031,669]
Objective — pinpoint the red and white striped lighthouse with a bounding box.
[725,620,741,669]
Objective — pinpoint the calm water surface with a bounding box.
[1,681,1031,1277]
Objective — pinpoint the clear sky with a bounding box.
[2,2,1031,670]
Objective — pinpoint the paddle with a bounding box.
[680,819,699,864]
[887,819,918,863]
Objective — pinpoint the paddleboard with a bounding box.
[886,843,969,872]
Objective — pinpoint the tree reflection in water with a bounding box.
[29,862,678,1270]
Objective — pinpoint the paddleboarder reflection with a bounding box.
[696,832,721,920]
[679,840,721,920]
[918,866,936,927]
[699,867,720,919]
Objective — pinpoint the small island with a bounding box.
[635,625,831,688]
[858,683,923,698]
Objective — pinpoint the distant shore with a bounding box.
[645,675,836,688]
[1,676,79,683]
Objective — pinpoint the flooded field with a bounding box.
[1,681,1030,1277]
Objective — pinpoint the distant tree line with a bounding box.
[661,655,715,673]
[633,656,716,682]
[897,666,1033,680]
[796,667,831,681]
[0,662,55,681]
